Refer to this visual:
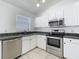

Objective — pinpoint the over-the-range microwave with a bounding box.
[48,18,64,27]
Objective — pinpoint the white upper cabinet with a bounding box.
[35,7,64,27]
[35,16,49,27]
[55,7,64,19]
[48,10,56,21]
[64,3,78,26]
[35,1,79,27]
[77,2,79,25]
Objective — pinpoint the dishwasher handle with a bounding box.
[3,38,21,43]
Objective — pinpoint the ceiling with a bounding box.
[3,0,62,16]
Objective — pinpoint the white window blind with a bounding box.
[16,15,31,32]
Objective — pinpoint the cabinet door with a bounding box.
[30,35,36,49]
[64,38,79,59]
[64,3,78,26]
[0,41,1,59]
[70,39,79,59]
[35,16,49,27]
[48,10,56,21]
[55,7,64,19]
[37,35,47,50]
[22,37,30,54]
[77,3,79,25]
[64,38,71,59]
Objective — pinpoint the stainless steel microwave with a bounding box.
[48,18,64,27]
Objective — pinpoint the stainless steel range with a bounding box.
[46,29,64,58]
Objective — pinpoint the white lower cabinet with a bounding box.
[22,37,30,54]
[22,35,37,54]
[70,39,79,59]
[30,35,37,50]
[37,35,47,50]
[0,41,1,59]
[64,38,79,59]
[64,38,71,59]
[22,35,47,54]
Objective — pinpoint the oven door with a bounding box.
[46,36,63,58]
[47,36,61,48]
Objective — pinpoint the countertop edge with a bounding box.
[0,31,79,41]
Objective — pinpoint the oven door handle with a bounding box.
[47,36,62,40]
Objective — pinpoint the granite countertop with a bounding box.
[0,31,49,41]
[0,31,79,41]
[64,33,79,39]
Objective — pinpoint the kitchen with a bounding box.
[0,0,79,59]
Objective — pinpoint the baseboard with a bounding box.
[62,57,67,59]
[15,55,21,59]
[37,47,46,51]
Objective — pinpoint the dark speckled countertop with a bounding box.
[0,31,49,41]
[0,31,79,41]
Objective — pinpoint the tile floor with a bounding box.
[19,48,61,59]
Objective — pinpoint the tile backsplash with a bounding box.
[64,26,79,33]
[34,26,79,33]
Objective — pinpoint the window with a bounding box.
[16,15,31,32]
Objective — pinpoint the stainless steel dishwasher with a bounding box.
[2,38,22,59]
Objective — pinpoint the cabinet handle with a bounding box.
[70,40,72,42]
[64,42,66,44]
